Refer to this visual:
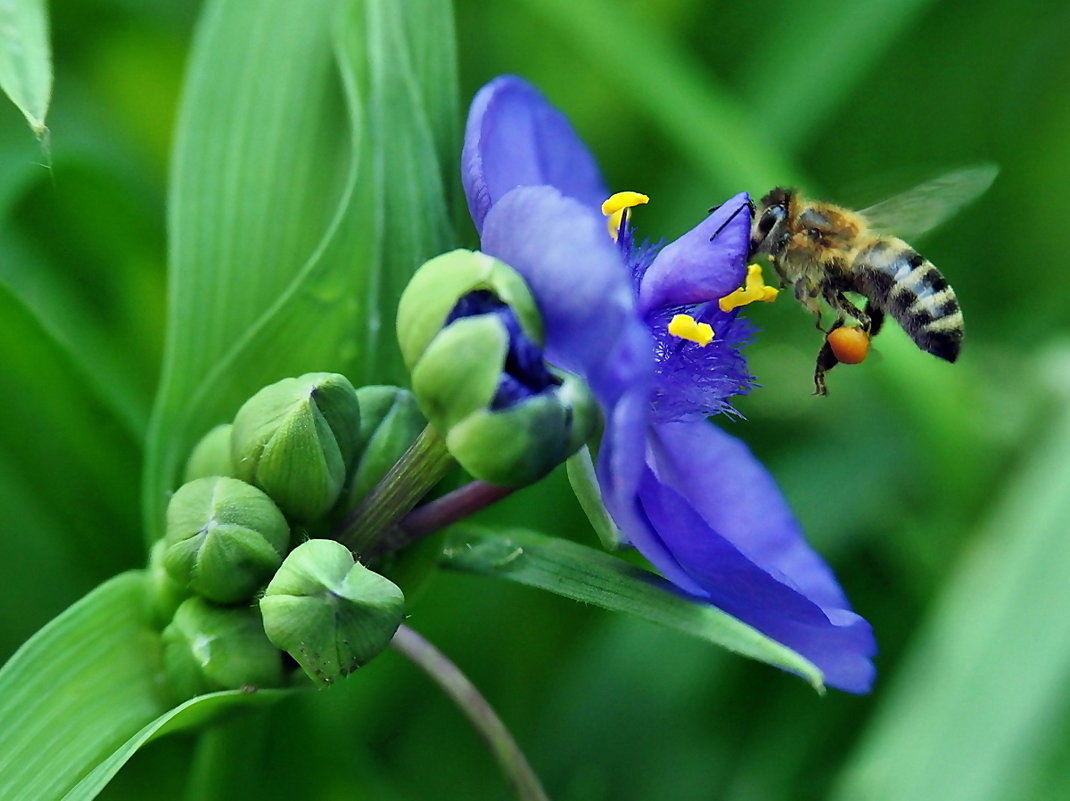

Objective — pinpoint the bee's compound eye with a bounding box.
[758,206,784,235]
[806,228,822,240]
[827,327,870,364]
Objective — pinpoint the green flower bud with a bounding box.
[346,386,426,504]
[410,311,509,431]
[161,597,283,700]
[147,539,189,627]
[396,249,542,373]
[396,250,600,486]
[164,476,289,604]
[446,370,599,486]
[231,373,361,522]
[183,424,234,482]
[260,539,404,685]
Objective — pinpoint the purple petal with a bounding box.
[637,193,752,316]
[649,420,851,610]
[608,420,876,693]
[481,185,654,503]
[462,76,608,234]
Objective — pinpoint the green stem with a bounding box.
[391,625,551,801]
[337,425,454,556]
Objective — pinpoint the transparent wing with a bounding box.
[860,164,998,239]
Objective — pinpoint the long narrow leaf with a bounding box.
[0,570,290,801]
[62,690,288,801]
[0,0,51,135]
[441,526,824,690]
[143,0,366,538]
[144,0,457,539]
[0,573,167,800]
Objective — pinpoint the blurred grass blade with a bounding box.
[0,0,51,135]
[144,0,456,539]
[740,0,936,152]
[833,401,1070,801]
[441,526,824,690]
[0,284,142,608]
[0,229,149,438]
[0,573,167,800]
[519,0,799,191]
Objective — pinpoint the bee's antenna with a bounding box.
[709,200,754,241]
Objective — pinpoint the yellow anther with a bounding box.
[718,263,780,312]
[601,191,650,216]
[602,191,650,241]
[667,313,714,346]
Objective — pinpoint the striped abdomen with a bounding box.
[854,239,963,362]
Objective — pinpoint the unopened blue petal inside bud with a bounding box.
[447,289,558,410]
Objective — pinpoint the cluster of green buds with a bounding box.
[151,250,602,700]
[397,249,598,486]
[154,373,410,697]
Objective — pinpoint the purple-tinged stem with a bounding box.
[367,481,514,558]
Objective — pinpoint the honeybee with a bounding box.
[746,165,997,394]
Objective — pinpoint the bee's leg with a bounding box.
[814,340,839,396]
[864,301,885,337]
[795,281,827,331]
[770,258,790,288]
[829,291,870,329]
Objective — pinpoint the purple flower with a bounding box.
[462,75,875,693]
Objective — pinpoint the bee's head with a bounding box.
[750,187,793,258]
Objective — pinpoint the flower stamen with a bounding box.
[602,191,650,241]
[719,263,779,312]
[667,313,714,346]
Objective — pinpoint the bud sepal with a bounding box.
[446,369,598,485]
[163,476,290,604]
[260,539,405,685]
[183,423,234,482]
[346,386,427,506]
[161,597,284,700]
[231,373,361,522]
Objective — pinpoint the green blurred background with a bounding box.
[3,0,1070,799]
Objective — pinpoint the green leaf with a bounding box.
[0,573,165,800]
[0,571,289,801]
[440,525,824,691]
[832,401,1070,801]
[143,0,457,540]
[0,0,51,135]
[143,0,364,538]
[62,690,288,801]
[356,0,456,381]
